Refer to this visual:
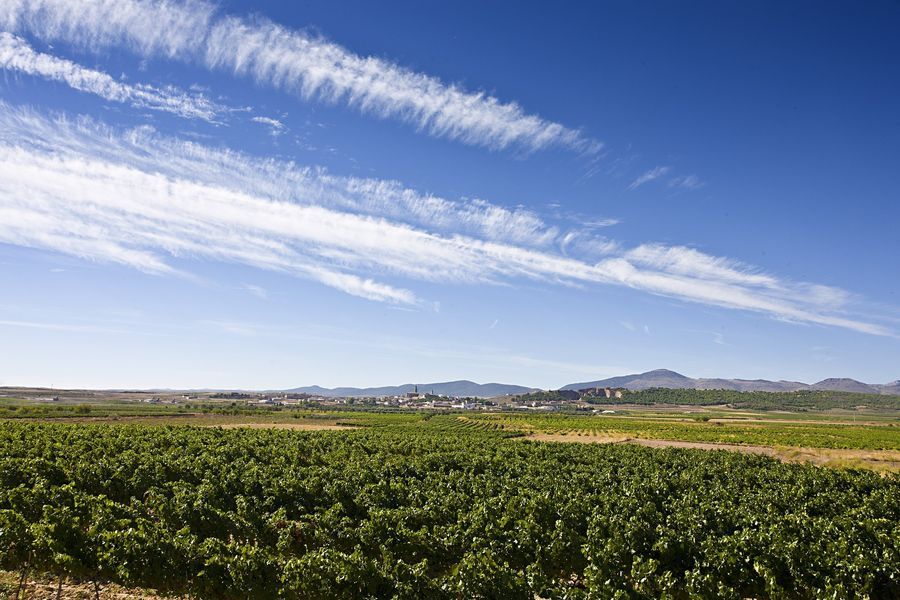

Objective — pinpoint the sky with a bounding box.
[0,0,898,390]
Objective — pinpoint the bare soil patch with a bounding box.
[708,418,893,426]
[525,433,631,444]
[209,421,356,431]
[523,433,900,472]
[0,573,161,599]
[12,414,360,430]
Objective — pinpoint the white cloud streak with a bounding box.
[0,32,224,121]
[627,166,671,190]
[0,104,562,249]
[583,218,620,228]
[1,0,598,153]
[0,103,889,336]
[626,245,780,290]
[0,318,131,334]
[241,283,268,300]
[251,115,285,137]
[669,174,704,190]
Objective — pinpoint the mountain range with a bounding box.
[285,381,538,398]
[284,370,899,398]
[561,369,900,396]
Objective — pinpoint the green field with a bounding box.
[440,413,900,450]
[2,396,899,596]
[3,400,898,451]
[1,421,898,599]
[588,387,900,411]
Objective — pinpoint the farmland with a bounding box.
[1,421,899,599]
[447,413,900,451]
[1,391,899,598]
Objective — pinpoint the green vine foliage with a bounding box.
[0,422,897,599]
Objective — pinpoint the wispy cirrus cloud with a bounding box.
[668,174,704,190]
[0,103,890,336]
[625,245,779,289]
[251,115,285,137]
[1,0,599,154]
[0,318,132,334]
[0,103,563,249]
[583,218,620,228]
[627,165,671,190]
[0,32,224,121]
[240,283,268,300]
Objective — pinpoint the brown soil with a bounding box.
[208,421,356,431]
[523,433,900,472]
[17,413,203,424]
[525,433,631,445]
[708,418,893,426]
[0,575,161,599]
[16,414,360,430]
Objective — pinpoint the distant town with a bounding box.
[5,369,898,417]
[170,385,627,412]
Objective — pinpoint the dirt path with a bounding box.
[13,413,203,424]
[12,414,361,430]
[708,418,894,426]
[525,433,779,456]
[1,575,161,599]
[522,433,900,472]
[208,421,357,431]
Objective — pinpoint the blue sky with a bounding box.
[0,0,898,389]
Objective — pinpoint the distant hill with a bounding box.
[694,378,808,392]
[285,380,537,398]
[562,369,694,391]
[809,378,879,394]
[562,369,899,395]
[877,381,900,396]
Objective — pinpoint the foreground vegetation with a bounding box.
[1,422,898,599]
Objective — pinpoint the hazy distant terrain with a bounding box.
[562,369,900,395]
[282,369,900,397]
[285,380,538,398]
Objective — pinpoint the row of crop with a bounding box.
[0,423,897,599]
[620,388,900,411]
[458,413,900,450]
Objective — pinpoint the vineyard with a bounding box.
[440,413,900,451]
[1,422,898,599]
[589,388,900,411]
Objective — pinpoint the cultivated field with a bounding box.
[2,422,899,599]
[1,392,898,598]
